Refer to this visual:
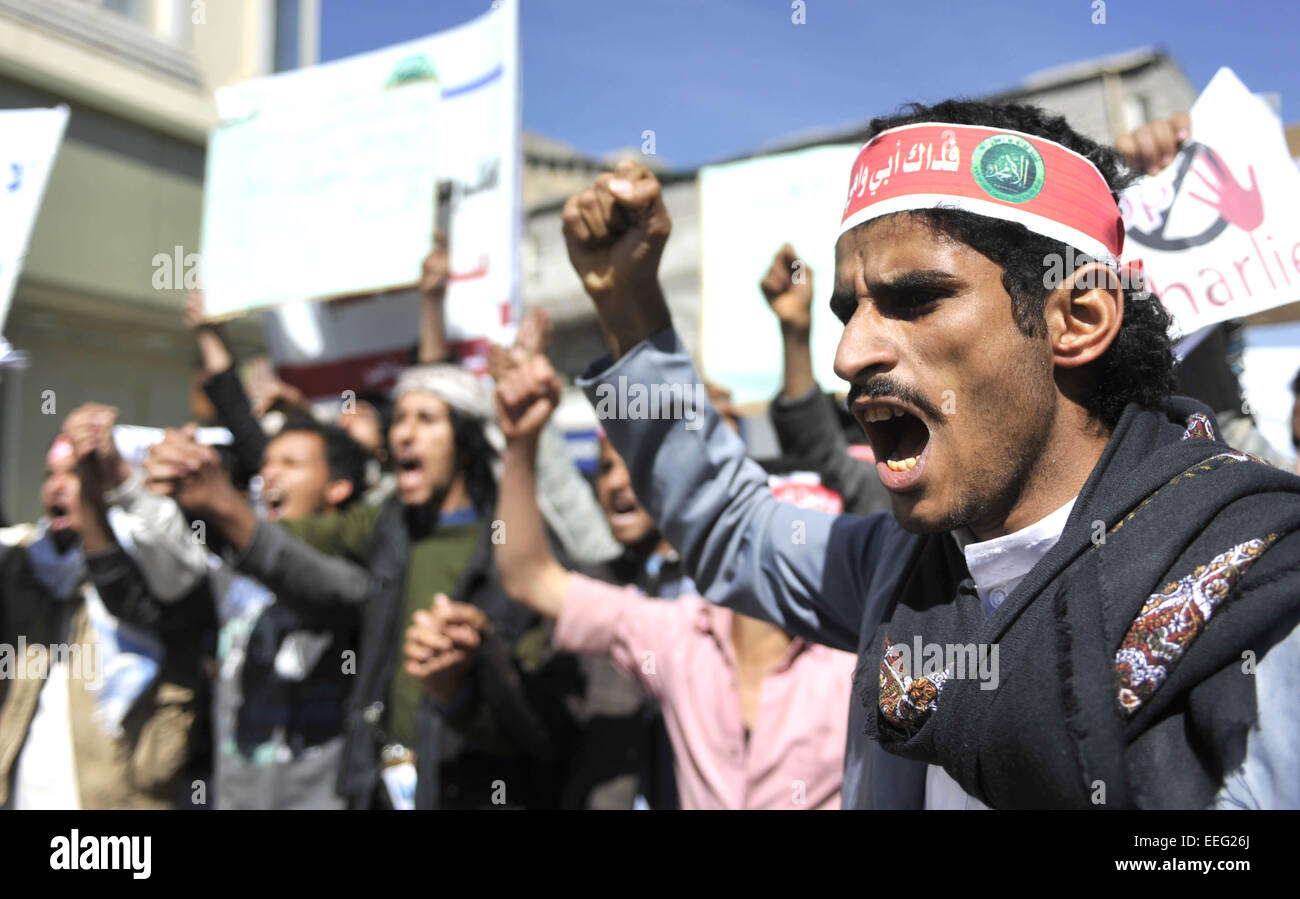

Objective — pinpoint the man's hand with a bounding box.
[247,357,312,418]
[419,231,451,301]
[402,595,491,705]
[143,426,230,514]
[186,288,234,376]
[494,352,562,444]
[513,306,553,357]
[246,357,310,418]
[760,243,814,334]
[144,425,256,548]
[562,159,673,358]
[1115,112,1191,176]
[418,231,452,363]
[64,402,131,491]
[487,307,554,383]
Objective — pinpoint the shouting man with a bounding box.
[557,101,1300,809]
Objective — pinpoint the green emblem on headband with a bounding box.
[971,134,1045,203]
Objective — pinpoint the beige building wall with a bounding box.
[0,0,310,522]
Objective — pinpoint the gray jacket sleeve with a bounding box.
[232,519,371,625]
[577,327,901,653]
[770,386,893,517]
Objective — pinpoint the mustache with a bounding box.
[846,376,942,421]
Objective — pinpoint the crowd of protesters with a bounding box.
[2,101,1299,810]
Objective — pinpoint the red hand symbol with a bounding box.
[1186,146,1263,232]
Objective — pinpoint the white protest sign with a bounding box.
[241,1,521,399]
[0,106,69,349]
[201,75,441,317]
[1121,68,1300,335]
[698,144,860,406]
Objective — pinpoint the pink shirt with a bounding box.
[554,573,856,810]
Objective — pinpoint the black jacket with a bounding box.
[860,398,1300,809]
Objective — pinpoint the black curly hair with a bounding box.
[864,99,1176,430]
[448,407,498,515]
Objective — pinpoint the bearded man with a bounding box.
[556,100,1300,809]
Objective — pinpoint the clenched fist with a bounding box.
[419,231,451,301]
[562,160,673,359]
[1114,112,1190,177]
[760,243,814,333]
[494,351,562,444]
[63,402,130,491]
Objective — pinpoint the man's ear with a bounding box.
[1043,261,1124,369]
[324,479,355,508]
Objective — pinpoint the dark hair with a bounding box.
[447,407,498,515]
[865,99,1176,430]
[272,415,369,508]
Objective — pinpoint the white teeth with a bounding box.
[865,406,904,422]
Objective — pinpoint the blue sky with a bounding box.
[320,0,1300,168]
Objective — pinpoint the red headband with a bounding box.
[840,123,1124,264]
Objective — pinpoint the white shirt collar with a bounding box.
[952,498,1077,617]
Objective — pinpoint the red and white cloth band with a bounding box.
[840,122,1125,266]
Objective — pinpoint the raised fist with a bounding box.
[419,231,451,301]
[143,425,232,515]
[494,351,562,443]
[1114,112,1190,176]
[760,243,814,333]
[63,402,129,490]
[562,159,671,300]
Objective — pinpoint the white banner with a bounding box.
[202,75,441,318]
[0,105,69,356]
[1121,68,1300,335]
[228,1,521,399]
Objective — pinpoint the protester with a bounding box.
[761,243,892,516]
[485,350,857,809]
[559,101,1300,809]
[0,404,209,809]
[144,360,586,809]
[142,416,371,809]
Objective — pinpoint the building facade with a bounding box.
[0,0,317,521]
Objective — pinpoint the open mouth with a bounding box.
[856,401,932,489]
[47,503,71,530]
[263,488,286,520]
[607,493,643,528]
[395,457,425,494]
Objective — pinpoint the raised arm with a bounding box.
[761,242,817,401]
[417,232,451,364]
[493,351,571,619]
[70,405,210,602]
[760,245,889,514]
[186,289,267,483]
[562,164,902,651]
